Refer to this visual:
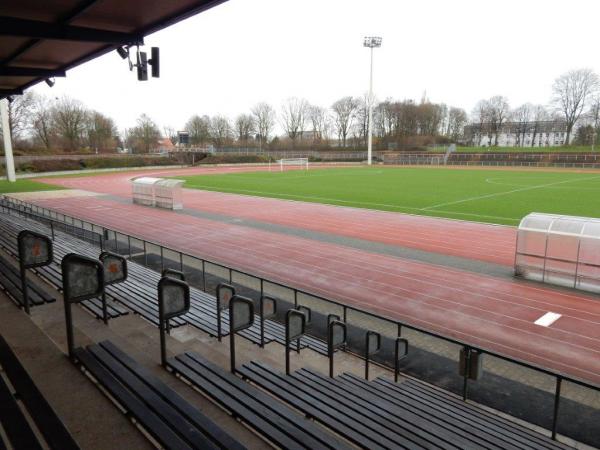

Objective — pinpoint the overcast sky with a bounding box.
[31,0,600,133]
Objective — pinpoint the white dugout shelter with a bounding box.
[132,177,184,210]
[515,213,600,293]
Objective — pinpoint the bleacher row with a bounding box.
[0,206,574,450]
[0,210,328,355]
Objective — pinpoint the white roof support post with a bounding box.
[1,99,16,182]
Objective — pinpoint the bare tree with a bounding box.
[209,115,233,148]
[251,102,276,147]
[471,100,490,146]
[30,95,55,150]
[280,97,309,143]
[52,96,89,151]
[162,126,178,145]
[530,105,550,147]
[512,104,532,147]
[331,96,358,147]
[355,93,376,146]
[127,114,160,153]
[552,68,600,144]
[87,111,118,152]
[487,96,510,146]
[446,107,467,141]
[0,92,36,144]
[234,114,255,143]
[308,105,328,142]
[586,96,600,147]
[185,115,211,145]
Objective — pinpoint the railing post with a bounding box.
[552,376,562,440]
[160,246,164,272]
[143,241,147,265]
[202,259,207,291]
[462,346,470,401]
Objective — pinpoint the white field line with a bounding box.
[485,177,600,191]
[422,175,600,211]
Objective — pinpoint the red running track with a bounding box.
[38,167,517,266]
[26,194,600,385]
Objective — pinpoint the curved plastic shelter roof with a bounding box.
[132,177,162,186]
[155,179,184,189]
[515,212,600,293]
[0,0,227,99]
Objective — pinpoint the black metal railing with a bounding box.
[1,195,599,445]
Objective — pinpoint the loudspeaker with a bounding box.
[149,47,160,78]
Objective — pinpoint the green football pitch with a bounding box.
[176,166,600,226]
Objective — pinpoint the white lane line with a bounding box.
[534,312,562,327]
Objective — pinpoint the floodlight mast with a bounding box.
[363,36,382,166]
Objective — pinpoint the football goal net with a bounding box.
[276,158,309,172]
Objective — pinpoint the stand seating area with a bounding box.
[0,202,582,450]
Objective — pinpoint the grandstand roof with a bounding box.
[0,0,227,100]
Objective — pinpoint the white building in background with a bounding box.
[463,120,574,147]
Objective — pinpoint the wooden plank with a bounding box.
[98,341,245,450]
[0,374,43,450]
[87,344,221,450]
[238,362,394,450]
[0,336,79,450]
[182,352,350,450]
[293,369,464,449]
[74,348,192,450]
[376,377,571,450]
[169,355,312,450]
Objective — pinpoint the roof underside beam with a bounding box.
[0,16,143,44]
[0,88,23,97]
[0,67,66,77]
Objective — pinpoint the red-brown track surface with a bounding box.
[32,166,600,385]
[38,165,516,266]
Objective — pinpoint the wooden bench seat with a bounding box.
[0,335,79,450]
[74,340,244,450]
[167,351,352,450]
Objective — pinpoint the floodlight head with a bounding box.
[363,36,382,48]
[117,46,129,59]
[45,78,55,88]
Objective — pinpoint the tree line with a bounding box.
[1,68,598,153]
[470,68,600,147]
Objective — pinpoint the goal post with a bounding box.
[278,158,309,172]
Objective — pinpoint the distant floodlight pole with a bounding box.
[364,36,381,165]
